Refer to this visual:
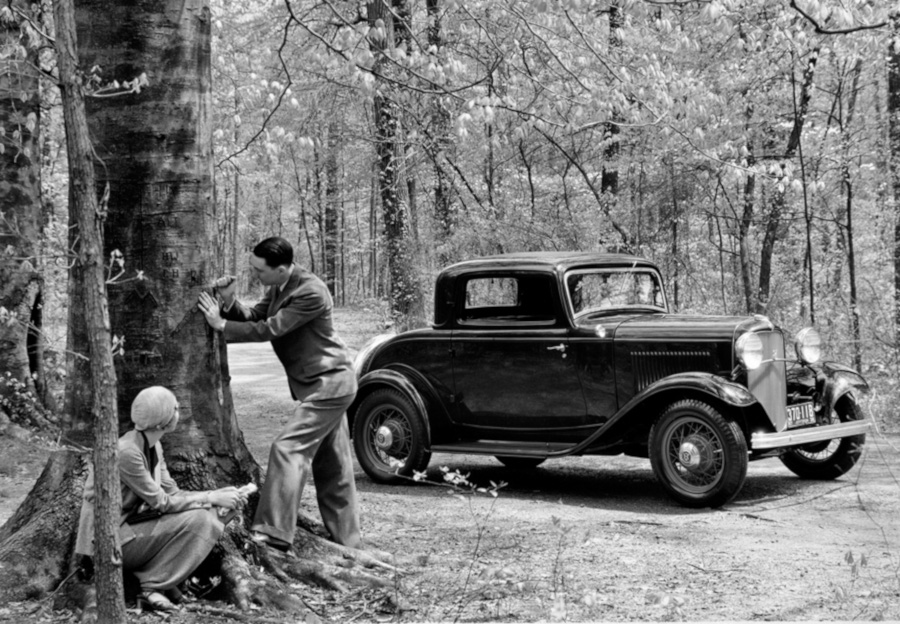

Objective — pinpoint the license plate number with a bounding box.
[786,402,815,428]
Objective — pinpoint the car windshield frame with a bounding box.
[564,265,668,320]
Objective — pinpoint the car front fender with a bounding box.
[555,372,757,457]
[348,367,434,448]
[818,362,869,413]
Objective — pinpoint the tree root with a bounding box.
[1,456,412,618]
[209,523,406,616]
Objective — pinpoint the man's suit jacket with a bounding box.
[221,265,357,402]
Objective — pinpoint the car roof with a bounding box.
[440,251,659,277]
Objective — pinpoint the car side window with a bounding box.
[460,275,556,326]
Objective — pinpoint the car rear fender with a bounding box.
[571,373,756,454]
[349,366,448,448]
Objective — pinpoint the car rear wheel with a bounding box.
[495,456,546,469]
[779,396,866,479]
[649,399,748,508]
[353,388,431,484]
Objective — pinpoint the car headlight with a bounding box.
[794,327,822,364]
[736,332,763,370]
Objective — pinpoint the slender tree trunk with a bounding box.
[600,2,622,200]
[670,161,679,310]
[0,0,48,418]
[756,48,819,314]
[426,0,455,265]
[368,0,422,327]
[324,119,339,295]
[888,11,900,365]
[841,61,863,371]
[53,0,126,619]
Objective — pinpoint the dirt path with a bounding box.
[2,321,899,622]
[229,341,900,622]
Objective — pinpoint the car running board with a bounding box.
[430,440,575,458]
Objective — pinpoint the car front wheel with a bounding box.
[352,388,431,484]
[779,396,866,480]
[649,399,748,508]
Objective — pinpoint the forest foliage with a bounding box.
[209,1,896,389]
[2,0,899,423]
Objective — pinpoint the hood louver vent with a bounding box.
[631,350,716,392]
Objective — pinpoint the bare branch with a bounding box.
[216,0,304,168]
[788,0,886,35]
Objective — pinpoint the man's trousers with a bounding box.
[251,393,360,548]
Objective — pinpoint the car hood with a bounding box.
[577,313,775,342]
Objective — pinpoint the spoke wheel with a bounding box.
[649,399,747,508]
[780,396,866,480]
[352,389,431,484]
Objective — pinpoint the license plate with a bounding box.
[786,402,816,428]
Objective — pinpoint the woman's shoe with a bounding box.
[164,585,184,605]
[136,590,176,612]
[250,531,290,552]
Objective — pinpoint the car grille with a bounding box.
[631,349,716,392]
[747,330,788,431]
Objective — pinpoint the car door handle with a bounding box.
[546,344,566,352]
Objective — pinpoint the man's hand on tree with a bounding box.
[198,291,226,331]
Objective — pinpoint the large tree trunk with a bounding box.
[69,0,259,489]
[0,0,50,422]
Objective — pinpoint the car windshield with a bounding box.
[566,267,666,318]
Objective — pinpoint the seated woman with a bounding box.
[75,386,247,612]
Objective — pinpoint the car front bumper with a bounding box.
[751,420,872,450]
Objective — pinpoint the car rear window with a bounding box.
[459,275,556,326]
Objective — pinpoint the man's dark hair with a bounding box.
[253,237,294,268]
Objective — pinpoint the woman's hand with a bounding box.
[207,486,247,510]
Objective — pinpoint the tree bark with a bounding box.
[889,11,900,365]
[324,118,339,295]
[426,0,457,265]
[53,0,126,619]
[0,0,48,419]
[600,2,622,200]
[756,48,819,314]
[368,0,422,328]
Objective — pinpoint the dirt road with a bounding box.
[2,329,897,622]
[229,341,900,622]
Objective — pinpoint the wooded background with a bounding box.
[0,0,898,616]
[3,0,900,420]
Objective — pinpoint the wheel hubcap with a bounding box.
[679,438,703,469]
[661,416,725,493]
[375,425,394,451]
[373,418,406,457]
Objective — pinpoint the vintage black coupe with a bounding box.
[348,252,871,507]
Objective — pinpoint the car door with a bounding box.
[449,272,587,435]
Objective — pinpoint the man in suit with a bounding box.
[198,236,360,551]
